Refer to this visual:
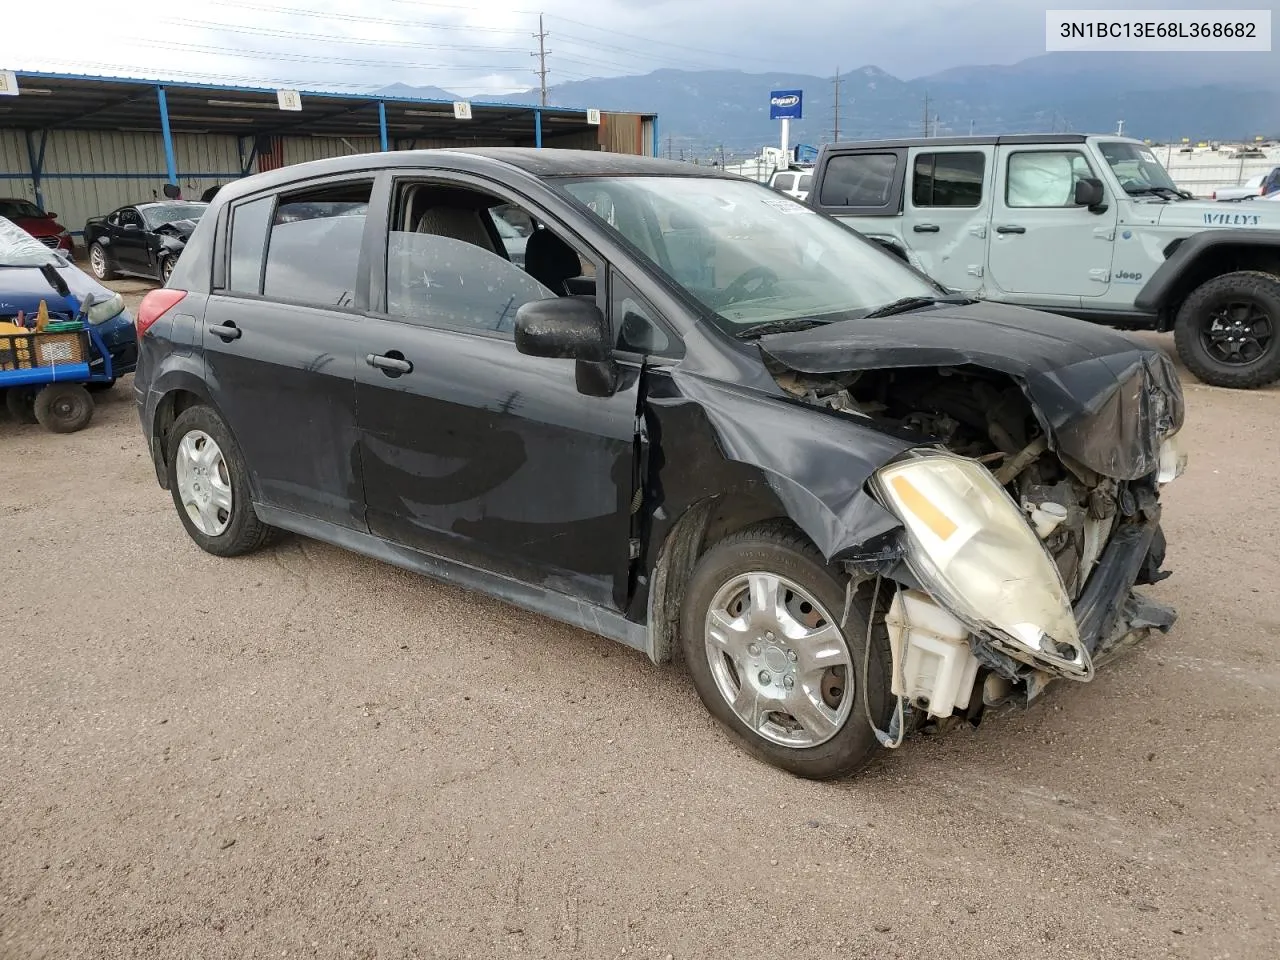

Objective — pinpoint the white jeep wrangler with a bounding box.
[809,134,1280,388]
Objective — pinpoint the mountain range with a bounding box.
[380,52,1280,161]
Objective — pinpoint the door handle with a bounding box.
[366,352,413,376]
[209,322,242,341]
[995,225,1026,234]
[913,223,941,233]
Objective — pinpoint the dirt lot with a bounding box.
[2,283,1278,959]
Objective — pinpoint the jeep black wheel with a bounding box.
[1174,271,1280,389]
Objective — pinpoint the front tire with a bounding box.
[160,255,175,285]
[680,521,894,780]
[1174,270,1280,389]
[34,384,94,433]
[165,406,272,557]
[88,241,117,281]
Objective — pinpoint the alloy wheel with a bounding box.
[1201,297,1275,365]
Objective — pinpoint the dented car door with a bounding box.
[355,175,642,611]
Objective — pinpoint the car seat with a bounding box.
[522,228,582,295]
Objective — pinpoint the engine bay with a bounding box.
[770,364,1166,600]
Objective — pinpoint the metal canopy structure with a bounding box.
[4,70,657,189]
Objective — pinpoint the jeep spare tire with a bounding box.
[1174,270,1280,389]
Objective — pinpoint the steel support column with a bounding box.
[534,108,542,149]
[24,129,48,209]
[378,101,389,152]
[156,86,178,187]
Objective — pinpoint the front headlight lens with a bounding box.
[1157,432,1187,484]
[85,291,125,325]
[873,452,1091,680]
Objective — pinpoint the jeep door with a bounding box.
[900,146,992,295]
[354,173,644,612]
[986,145,1118,303]
[199,178,371,529]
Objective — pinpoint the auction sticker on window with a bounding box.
[1046,9,1271,51]
[760,197,812,215]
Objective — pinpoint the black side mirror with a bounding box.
[1074,177,1105,209]
[514,298,610,362]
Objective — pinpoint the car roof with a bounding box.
[207,147,738,207]
[823,134,1092,151]
[135,200,207,208]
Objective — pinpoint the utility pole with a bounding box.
[665,134,673,160]
[832,67,841,143]
[922,92,931,137]
[969,119,975,135]
[1116,119,1125,136]
[933,114,940,138]
[719,143,726,168]
[532,14,550,107]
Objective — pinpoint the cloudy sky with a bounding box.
[6,0,1259,95]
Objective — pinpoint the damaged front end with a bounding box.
[759,314,1186,725]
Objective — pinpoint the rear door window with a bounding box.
[773,173,795,192]
[262,182,373,309]
[911,152,985,207]
[817,153,898,207]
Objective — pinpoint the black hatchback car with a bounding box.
[134,149,1186,779]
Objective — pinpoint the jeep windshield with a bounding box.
[558,176,943,336]
[1098,141,1183,198]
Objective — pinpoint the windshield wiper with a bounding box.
[862,295,973,318]
[737,317,829,339]
[1125,185,1186,200]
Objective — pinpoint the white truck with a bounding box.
[808,134,1280,388]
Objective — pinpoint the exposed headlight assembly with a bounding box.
[1157,431,1187,485]
[872,452,1092,681]
[85,291,125,325]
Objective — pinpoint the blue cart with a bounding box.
[1,319,115,434]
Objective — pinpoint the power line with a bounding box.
[206,0,526,33]
[161,17,528,52]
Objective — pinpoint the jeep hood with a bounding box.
[1157,199,1270,229]
[758,301,1184,481]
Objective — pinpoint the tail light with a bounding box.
[136,289,187,339]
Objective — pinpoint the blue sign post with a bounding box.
[769,89,803,167]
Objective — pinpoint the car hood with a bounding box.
[156,219,199,240]
[1158,199,1272,228]
[758,301,1184,481]
[0,263,108,317]
[10,216,62,237]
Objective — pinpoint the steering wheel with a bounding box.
[720,266,780,305]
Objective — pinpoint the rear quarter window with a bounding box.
[818,153,898,207]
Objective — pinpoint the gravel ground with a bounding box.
[2,286,1278,959]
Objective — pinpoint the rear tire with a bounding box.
[165,405,272,557]
[1173,270,1280,389]
[34,384,94,433]
[679,521,895,780]
[5,387,39,424]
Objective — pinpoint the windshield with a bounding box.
[141,202,207,229]
[0,199,47,220]
[1098,141,1181,195]
[559,176,940,333]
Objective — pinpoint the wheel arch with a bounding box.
[1135,230,1280,331]
[147,372,231,491]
